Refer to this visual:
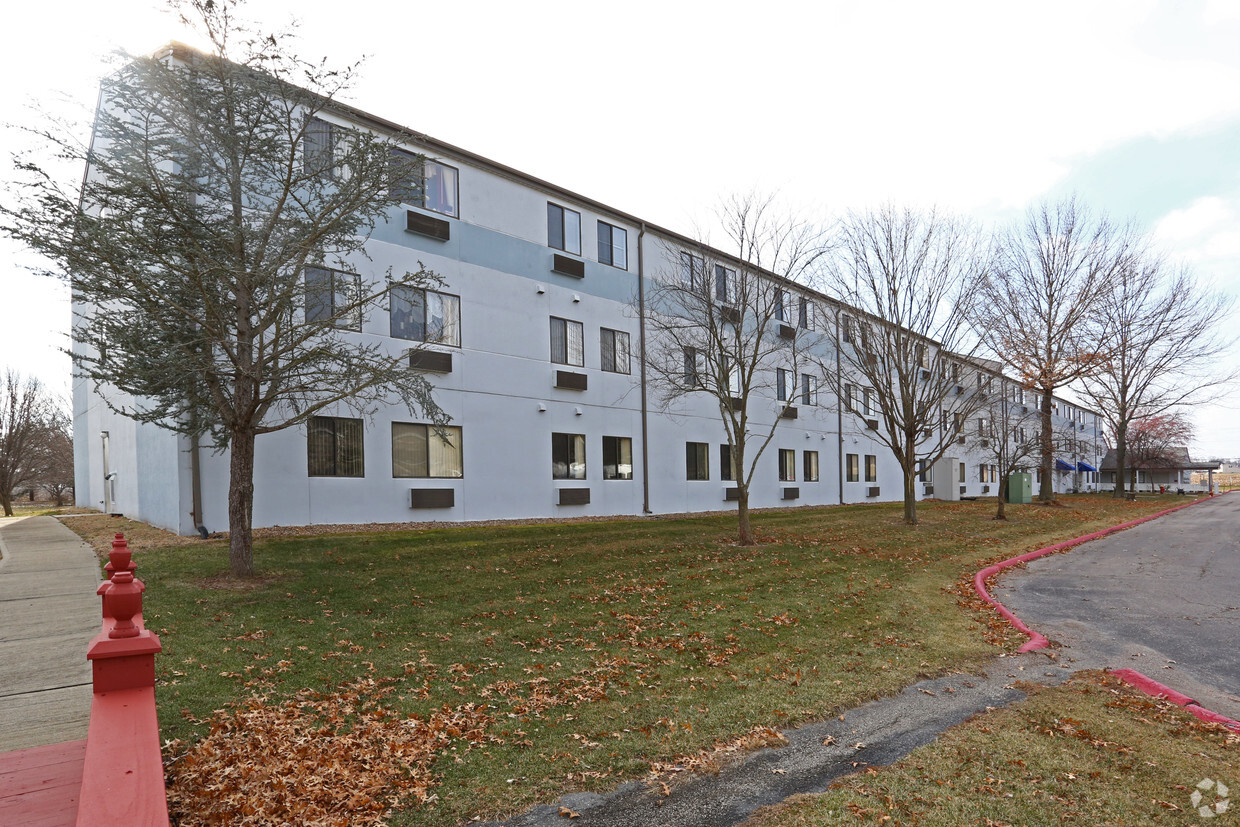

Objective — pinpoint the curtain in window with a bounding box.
[429,426,463,477]
[392,422,429,477]
[425,161,458,217]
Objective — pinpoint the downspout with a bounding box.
[835,320,844,505]
[638,222,651,514]
[100,430,113,515]
[190,434,209,538]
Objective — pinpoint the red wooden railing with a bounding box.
[76,533,169,826]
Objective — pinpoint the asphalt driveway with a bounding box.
[995,493,1240,719]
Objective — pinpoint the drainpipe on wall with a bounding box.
[190,434,209,538]
[638,222,651,514]
[100,430,113,515]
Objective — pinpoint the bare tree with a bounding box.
[974,196,1136,503]
[2,0,445,575]
[0,369,56,516]
[1081,256,1235,498]
[960,379,1075,519]
[36,406,74,506]
[821,204,991,525]
[644,194,829,545]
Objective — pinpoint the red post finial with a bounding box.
[104,533,135,581]
[104,569,143,639]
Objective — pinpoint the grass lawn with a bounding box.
[66,495,1203,825]
[748,671,1239,826]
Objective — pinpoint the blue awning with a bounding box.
[1055,459,1076,472]
[1077,461,1098,473]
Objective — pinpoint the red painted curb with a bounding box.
[971,494,1216,654]
[1110,668,1240,732]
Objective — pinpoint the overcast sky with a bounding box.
[3,0,1238,457]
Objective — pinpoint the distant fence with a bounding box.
[77,533,169,826]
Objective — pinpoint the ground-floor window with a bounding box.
[865,454,877,482]
[392,423,463,478]
[686,442,710,480]
[804,450,819,482]
[846,453,859,482]
[308,416,364,477]
[602,436,632,480]
[778,449,796,482]
[552,432,586,479]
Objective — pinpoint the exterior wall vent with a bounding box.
[552,254,585,278]
[781,405,798,420]
[555,370,588,391]
[406,210,451,240]
[724,487,740,501]
[558,488,590,506]
[782,487,799,500]
[866,486,880,498]
[409,350,453,373]
[410,488,454,509]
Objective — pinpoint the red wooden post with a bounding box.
[78,532,169,826]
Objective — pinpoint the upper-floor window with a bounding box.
[798,297,813,330]
[774,289,788,323]
[392,423,463,478]
[390,149,459,217]
[304,118,354,181]
[390,286,460,346]
[597,221,627,269]
[308,416,364,477]
[777,368,792,402]
[715,265,734,304]
[550,317,585,366]
[684,347,702,388]
[841,315,853,344]
[548,203,581,255]
[801,374,817,406]
[600,328,630,374]
[305,265,362,331]
[681,252,706,291]
[552,432,586,479]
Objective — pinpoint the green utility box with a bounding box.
[1007,473,1032,504]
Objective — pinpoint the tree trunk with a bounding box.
[228,428,256,577]
[736,486,754,545]
[995,477,1008,520]
[902,470,918,525]
[1039,388,1055,502]
[1112,426,1128,499]
[0,492,12,517]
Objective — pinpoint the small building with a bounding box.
[1099,447,1220,493]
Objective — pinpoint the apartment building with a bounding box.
[72,69,1106,535]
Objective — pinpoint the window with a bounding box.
[978,464,987,484]
[715,265,734,304]
[798,297,813,330]
[779,449,796,482]
[978,417,989,436]
[390,150,459,217]
[392,423,463,478]
[915,343,928,368]
[600,328,630,374]
[602,436,632,480]
[951,362,960,382]
[686,442,709,480]
[681,252,706,291]
[552,432,586,479]
[777,368,791,402]
[308,416,364,477]
[550,317,585,366]
[304,117,355,180]
[959,462,966,483]
[804,450,819,482]
[597,221,627,269]
[841,315,853,344]
[801,374,817,406]
[548,203,581,255]
[720,444,737,481]
[862,387,874,416]
[684,347,702,388]
[918,458,932,482]
[865,454,877,482]
[846,454,859,482]
[774,289,788,323]
[305,265,362,331]
[844,383,855,412]
[390,286,460,346]
[953,412,963,434]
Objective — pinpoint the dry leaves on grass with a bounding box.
[165,677,494,826]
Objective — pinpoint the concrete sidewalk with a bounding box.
[0,516,101,751]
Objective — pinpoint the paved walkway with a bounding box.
[0,516,101,752]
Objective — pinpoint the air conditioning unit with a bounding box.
[866,419,879,430]
[866,486,880,498]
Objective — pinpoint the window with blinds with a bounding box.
[307,416,364,477]
[392,423,463,478]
